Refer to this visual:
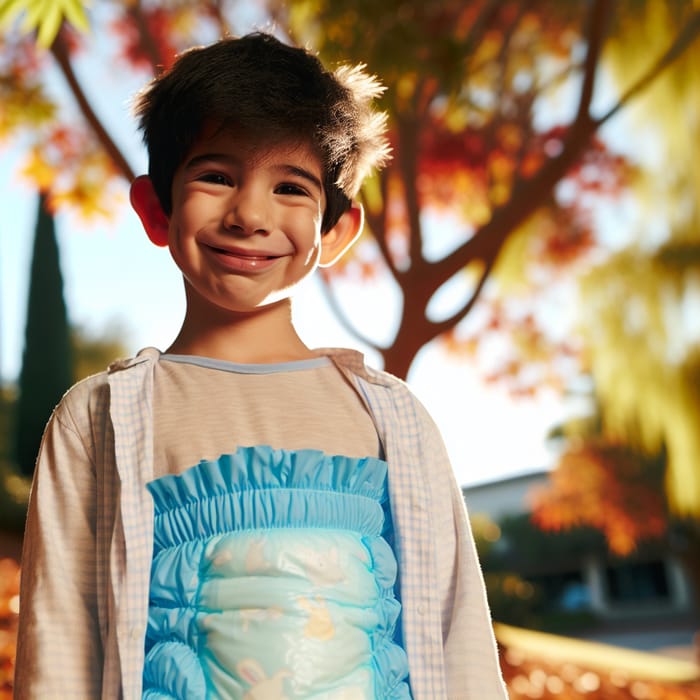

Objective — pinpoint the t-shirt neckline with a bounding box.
[160,353,331,375]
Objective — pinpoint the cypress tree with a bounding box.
[14,193,73,476]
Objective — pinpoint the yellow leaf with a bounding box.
[35,1,62,47]
[0,0,27,26]
[0,0,90,47]
[20,148,56,191]
[61,0,88,32]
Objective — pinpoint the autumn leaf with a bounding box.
[48,148,124,219]
[0,0,90,47]
[110,6,179,71]
[19,126,123,219]
[20,146,56,191]
[530,441,667,556]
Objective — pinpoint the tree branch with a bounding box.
[427,259,493,340]
[427,0,612,289]
[317,273,383,352]
[431,0,700,289]
[484,2,531,205]
[396,116,425,270]
[460,0,502,57]
[50,32,135,182]
[595,9,700,126]
[128,1,162,75]
[413,73,440,121]
[360,169,400,279]
[431,102,597,287]
[574,0,611,125]
[497,0,531,69]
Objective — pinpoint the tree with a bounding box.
[580,5,700,518]
[14,192,73,476]
[523,3,700,538]
[531,420,668,558]
[1,0,699,378]
[1,321,126,535]
[527,1,700,581]
[530,393,700,601]
[0,323,126,531]
[280,0,700,378]
[575,244,700,515]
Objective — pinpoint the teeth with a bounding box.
[214,247,271,259]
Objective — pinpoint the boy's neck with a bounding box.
[166,297,314,364]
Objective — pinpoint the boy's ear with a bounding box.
[319,202,364,268]
[129,175,170,247]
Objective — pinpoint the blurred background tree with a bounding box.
[279,0,699,378]
[13,193,72,477]
[0,317,126,530]
[473,509,607,632]
[529,3,700,588]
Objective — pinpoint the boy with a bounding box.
[15,33,507,699]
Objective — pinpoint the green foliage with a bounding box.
[14,193,73,477]
[286,0,582,112]
[578,1,700,517]
[578,241,700,516]
[474,512,603,631]
[484,513,606,574]
[0,387,28,535]
[71,324,126,381]
[483,571,544,629]
[0,326,127,532]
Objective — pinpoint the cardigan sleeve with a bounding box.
[415,400,509,699]
[14,389,103,698]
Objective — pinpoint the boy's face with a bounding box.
[167,128,329,315]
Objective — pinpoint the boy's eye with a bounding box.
[275,183,308,196]
[197,172,231,186]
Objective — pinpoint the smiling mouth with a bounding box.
[206,244,284,271]
[211,246,276,259]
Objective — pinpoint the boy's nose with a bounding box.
[222,186,270,235]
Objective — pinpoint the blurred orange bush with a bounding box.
[0,558,19,700]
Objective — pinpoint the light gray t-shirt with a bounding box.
[152,354,381,479]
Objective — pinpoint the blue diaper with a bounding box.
[142,445,411,699]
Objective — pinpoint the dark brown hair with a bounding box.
[133,32,390,231]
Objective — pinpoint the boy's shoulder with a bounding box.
[318,347,400,385]
[106,346,161,374]
[320,347,432,412]
[58,348,159,414]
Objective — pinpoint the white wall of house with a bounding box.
[462,470,548,521]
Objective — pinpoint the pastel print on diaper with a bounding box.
[245,538,273,574]
[237,658,291,700]
[297,595,335,640]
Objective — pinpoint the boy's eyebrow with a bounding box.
[183,154,323,192]
[275,165,323,192]
[183,153,236,172]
